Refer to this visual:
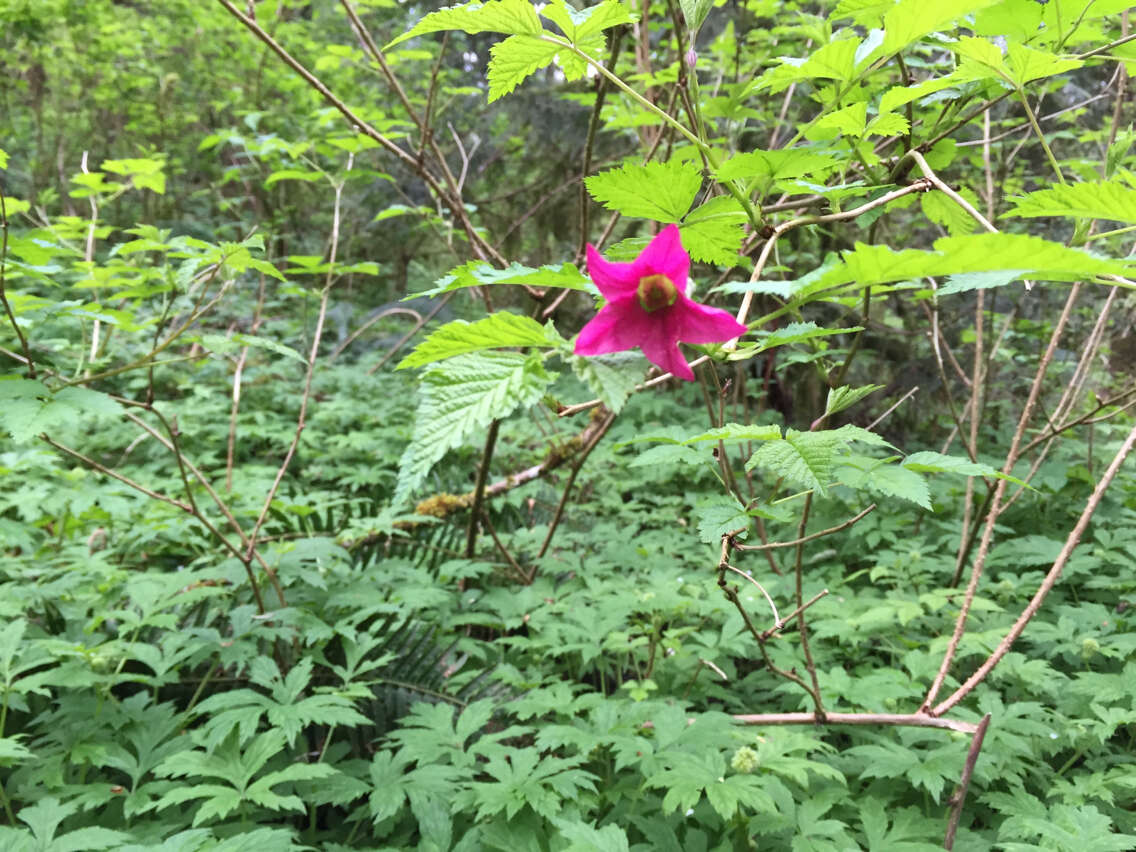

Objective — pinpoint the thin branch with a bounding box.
[733,711,978,735]
[762,588,829,641]
[933,420,1136,716]
[734,504,876,552]
[215,0,506,267]
[734,180,934,329]
[0,187,34,377]
[41,436,192,512]
[944,713,992,849]
[791,493,824,718]
[536,408,617,561]
[922,283,1084,712]
[466,419,501,558]
[243,160,351,565]
[721,562,780,626]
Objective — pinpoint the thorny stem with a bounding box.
[791,493,824,719]
[733,712,978,735]
[481,509,529,584]
[944,713,992,849]
[923,282,1084,712]
[721,561,781,625]
[934,421,1136,716]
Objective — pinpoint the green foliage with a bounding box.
[2,0,1135,848]
[395,351,556,504]
[585,158,704,223]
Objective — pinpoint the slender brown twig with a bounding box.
[944,713,992,849]
[734,504,876,552]
[923,283,1084,712]
[933,420,1136,716]
[466,419,501,558]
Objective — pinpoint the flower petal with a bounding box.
[586,244,638,300]
[640,336,695,381]
[671,297,747,344]
[631,224,689,293]
[574,299,653,355]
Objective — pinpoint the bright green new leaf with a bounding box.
[790,233,1134,298]
[813,102,868,138]
[836,455,931,509]
[1004,42,1083,86]
[922,188,980,236]
[751,321,863,354]
[387,0,543,48]
[746,429,842,495]
[826,384,884,417]
[680,196,747,265]
[488,35,560,101]
[715,148,841,183]
[542,0,634,41]
[585,158,703,223]
[882,0,999,53]
[394,351,556,504]
[880,74,966,114]
[695,495,750,543]
[678,0,713,32]
[1006,181,1136,224]
[901,450,996,477]
[398,312,562,369]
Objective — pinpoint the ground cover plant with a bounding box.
[2,0,1136,849]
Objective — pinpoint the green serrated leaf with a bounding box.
[715,148,841,183]
[882,0,999,53]
[746,429,841,494]
[901,450,994,477]
[398,313,559,369]
[1004,42,1083,86]
[695,496,750,543]
[836,455,930,509]
[797,233,1134,296]
[680,196,747,265]
[1006,180,1136,224]
[751,321,862,354]
[826,384,884,417]
[543,0,634,41]
[487,34,560,101]
[394,352,556,504]
[921,188,980,236]
[387,0,543,48]
[585,158,703,222]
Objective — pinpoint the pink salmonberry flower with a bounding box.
[574,224,746,381]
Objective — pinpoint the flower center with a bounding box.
[637,274,678,313]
